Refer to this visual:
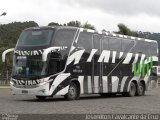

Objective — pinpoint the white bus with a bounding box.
[2,26,159,100]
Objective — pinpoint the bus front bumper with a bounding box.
[10,82,53,96]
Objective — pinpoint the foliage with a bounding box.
[66,20,95,30]
[115,23,139,37]
[67,20,81,27]
[0,21,38,71]
[82,21,95,30]
[48,22,61,26]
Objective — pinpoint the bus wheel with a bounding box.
[36,96,46,100]
[65,82,78,100]
[136,82,145,96]
[125,82,136,97]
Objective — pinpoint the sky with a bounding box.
[1,0,160,32]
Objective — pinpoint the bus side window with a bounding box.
[122,39,134,53]
[131,40,146,54]
[53,29,76,52]
[102,36,109,50]
[109,37,121,52]
[145,42,151,57]
[150,42,158,56]
[77,32,92,51]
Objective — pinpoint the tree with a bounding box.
[67,20,95,30]
[0,21,39,72]
[82,21,95,30]
[48,22,60,26]
[115,23,138,37]
[67,20,81,27]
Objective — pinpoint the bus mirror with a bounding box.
[151,66,160,76]
[42,47,61,61]
[156,66,160,76]
[2,48,14,62]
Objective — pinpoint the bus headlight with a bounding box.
[10,81,14,85]
[38,78,48,86]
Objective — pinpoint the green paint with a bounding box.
[134,57,153,77]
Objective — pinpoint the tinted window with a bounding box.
[143,42,158,56]
[53,29,76,47]
[102,36,109,50]
[93,34,101,49]
[77,32,92,50]
[150,42,158,56]
[109,37,121,52]
[145,42,151,56]
[132,40,146,54]
[122,39,134,53]
[16,30,54,47]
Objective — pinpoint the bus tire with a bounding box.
[125,82,136,97]
[36,96,46,100]
[136,82,145,96]
[64,82,78,100]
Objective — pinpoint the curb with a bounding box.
[0,86,10,89]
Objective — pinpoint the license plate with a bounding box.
[22,90,28,94]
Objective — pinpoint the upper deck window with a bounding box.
[53,29,76,47]
[16,29,54,47]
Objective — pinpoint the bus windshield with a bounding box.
[12,55,47,79]
[16,29,54,47]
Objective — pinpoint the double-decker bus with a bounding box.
[2,26,159,100]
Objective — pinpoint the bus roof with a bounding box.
[79,28,157,44]
[25,26,157,43]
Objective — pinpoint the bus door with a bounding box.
[92,34,102,93]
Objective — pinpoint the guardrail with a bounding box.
[0,70,11,85]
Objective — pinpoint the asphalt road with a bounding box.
[0,87,160,114]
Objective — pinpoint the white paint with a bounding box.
[56,85,69,95]
[120,76,128,92]
[67,49,85,65]
[112,33,116,36]
[87,29,94,33]
[70,46,76,52]
[87,76,92,93]
[131,37,135,39]
[52,73,71,91]
[94,76,99,93]
[112,51,116,63]
[124,35,127,38]
[33,50,39,55]
[145,39,157,43]
[119,35,123,37]
[79,28,83,32]
[42,47,62,61]
[119,52,123,59]
[152,56,158,61]
[132,53,139,71]
[123,53,133,64]
[112,76,119,92]
[102,76,108,93]
[78,76,84,94]
[140,54,146,64]
[87,49,98,62]
[98,50,110,63]
[2,48,14,62]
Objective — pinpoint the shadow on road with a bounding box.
[14,94,150,102]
